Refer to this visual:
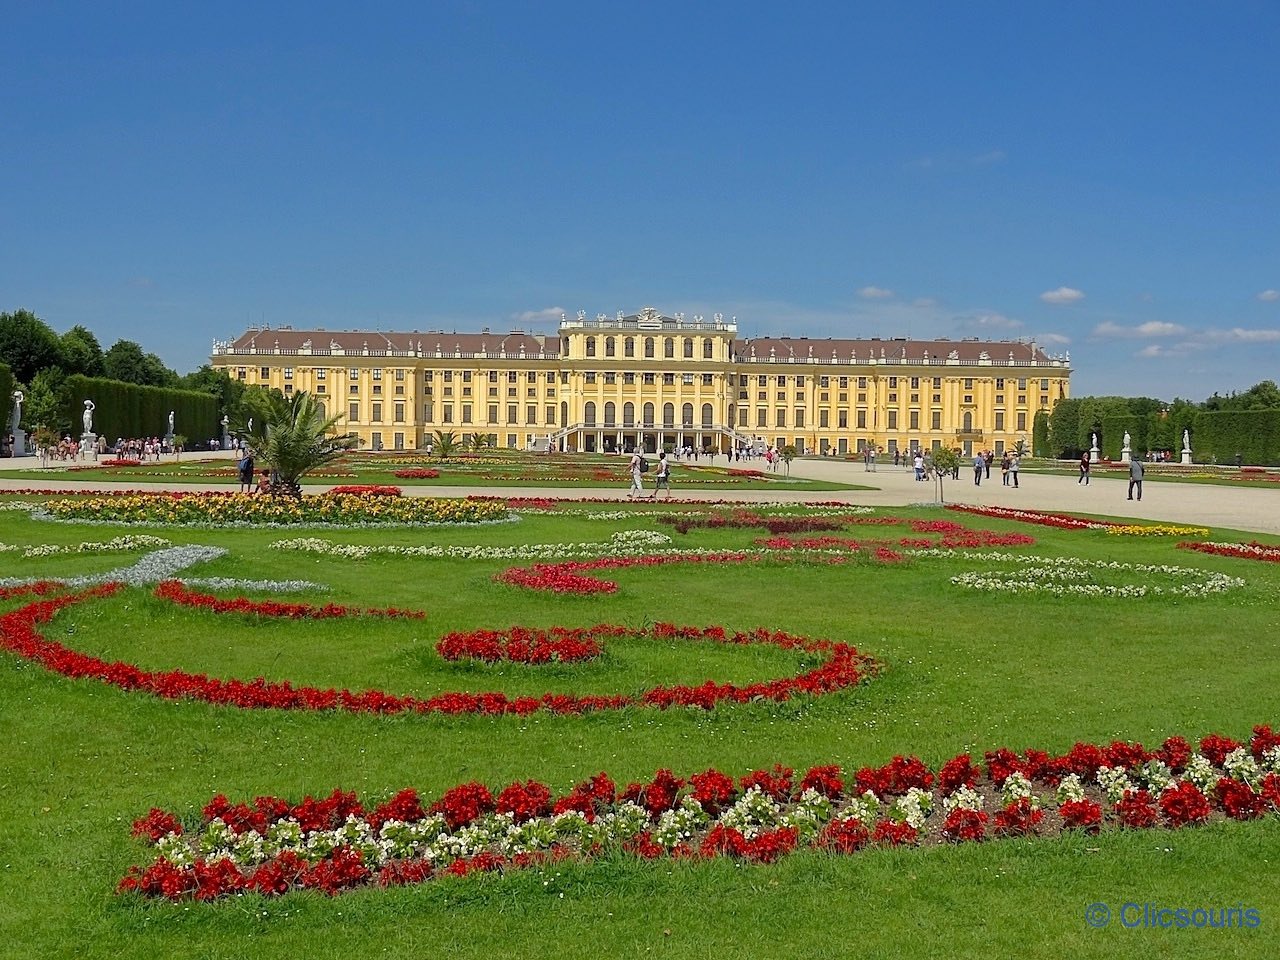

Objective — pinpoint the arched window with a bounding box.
[664,337,675,359]
[623,402,635,427]
[605,337,615,357]
[624,337,635,358]
[560,401,568,427]
[963,412,973,431]
[584,401,596,426]
[585,337,596,358]
[604,401,616,426]
[663,403,675,428]
[682,403,693,426]
[643,402,655,427]
[703,339,714,359]
[683,338,694,358]
[644,338,655,358]
[702,403,713,426]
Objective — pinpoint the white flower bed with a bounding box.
[270,529,677,561]
[0,535,171,558]
[947,555,1244,598]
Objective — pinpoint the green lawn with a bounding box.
[1,499,1278,958]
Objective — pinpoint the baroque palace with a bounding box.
[211,307,1071,456]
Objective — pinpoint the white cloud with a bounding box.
[961,312,1023,330]
[1040,286,1085,305]
[1201,327,1280,343]
[1136,342,1202,358]
[1034,332,1071,346]
[912,297,938,308]
[858,286,894,299]
[1258,289,1280,302]
[1093,320,1185,339]
[511,307,565,325]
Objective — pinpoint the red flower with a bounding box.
[1215,778,1267,820]
[688,769,737,814]
[941,808,988,843]
[872,820,919,846]
[496,780,553,824]
[938,754,980,794]
[1199,733,1242,767]
[431,782,495,830]
[1115,789,1159,829]
[739,764,793,802]
[1059,799,1102,833]
[817,818,870,853]
[1158,781,1211,828]
[131,808,182,842]
[799,765,844,800]
[993,798,1043,837]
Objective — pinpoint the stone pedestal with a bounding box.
[1181,450,1192,465]
[1120,445,1131,464]
[1090,444,1101,464]
[81,432,96,458]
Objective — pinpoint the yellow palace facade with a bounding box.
[211,307,1071,456]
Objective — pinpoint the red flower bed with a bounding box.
[117,722,1280,902]
[154,581,426,620]
[656,511,856,535]
[494,566,618,595]
[327,485,402,497]
[392,469,441,479]
[98,459,143,467]
[945,504,1114,530]
[436,626,606,664]
[1177,540,1280,564]
[0,588,877,717]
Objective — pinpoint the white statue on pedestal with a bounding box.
[168,411,175,435]
[1090,432,1098,449]
[1182,429,1190,451]
[1123,430,1131,449]
[82,399,95,435]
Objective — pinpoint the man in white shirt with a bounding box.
[628,448,644,498]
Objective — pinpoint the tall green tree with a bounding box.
[229,389,359,498]
[180,364,247,416]
[0,309,64,384]
[103,339,177,387]
[23,368,69,433]
[60,325,106,378]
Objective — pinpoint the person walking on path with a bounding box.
[649,452,672,499]
[1000,453,1010,486]
[1079,451,1091,485]
[973,452,985,486]
[913,452,924,481]
[1009,453,1020,488]
[237,452,255,493]
[627,448,646,498]
[1128,458,1145,501]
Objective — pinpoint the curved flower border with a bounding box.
[1178,540,1280,564]
[153,581,425,621]
[949,555,1244,598]
[117,723,1280,902]
[0,587,877,717]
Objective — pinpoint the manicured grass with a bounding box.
[2,500,1278,958]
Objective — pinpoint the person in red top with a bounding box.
[1079,451,1091,485]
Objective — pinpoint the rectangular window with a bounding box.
[546,405,556,425]
[605,372,616,384]
[348,402,359,421]
[316,369,326,380]
[857,377,867,389]
[758,376,767,386]
[777,376,786,387]
[424,371,434,382]
[933,377,941,388]
[995,412,1005,430]
[738,409,748,426]
[462,371,472,383]
[643,373,655,385]
[624,372,635,384]
[775,409,787,427]
[373,368,382,380]
[371,431,382,450]
[964,378,973,389]
[284,384,293,394]
[350,385,358,396]
[372,402,382,422]
[931,411,941,430]
[995,394,1004,404]
[462,404,472,424]
[584,373,596,384]
[507,405,517,423]
[396,369,405,381]
[682,373,694,385]
[394,432,404,450]
[444,371,453,382]
[1018,395,1027,404]
[701,373,714,385]
[838,411,848,429]
[841,377,850,388]
[284,367,293,379]
[526,405,537,424]
[443,404,453,423]
[663,373,675,385]
[911,377,919,389]
[757,409,767,427]
[887,411,897,429]
[857,393,866,402]
[488,370,498,383]
[796,376,805,387]
[1041,378,1050,390]
[933,394,941,403]
[1017,412,1027,431]
[488,404,498,424]
[423,403,433,423]
[996,378,1004,389]
[237,367,246,380]
[260,367,270,379]
[964,395,972,403]
[887,377,896,388]
[857,410,867,429]
[909,411,919,430]
[488,387,498,398]
[820,376,829,388]
[1018,378,1027,389]
[819,410,829,428]
[394,402,405,422]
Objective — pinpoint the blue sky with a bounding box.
[3,1,1278,399]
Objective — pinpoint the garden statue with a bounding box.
[10,390,21,432]
[1123,430,1131,449]
[82,399,95,436]
[1182,429,1191,451]
[168,410,175,436]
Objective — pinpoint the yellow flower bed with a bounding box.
[1105,524,1211,537]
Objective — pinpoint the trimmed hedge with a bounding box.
[0,362,13,425]
[1100,415,1144,460]
[58,375,218,442]
[1192,410,1280,466]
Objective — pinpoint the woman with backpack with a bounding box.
[649,452,672,499]
[627,448,646,498]
[237,452,255,493]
